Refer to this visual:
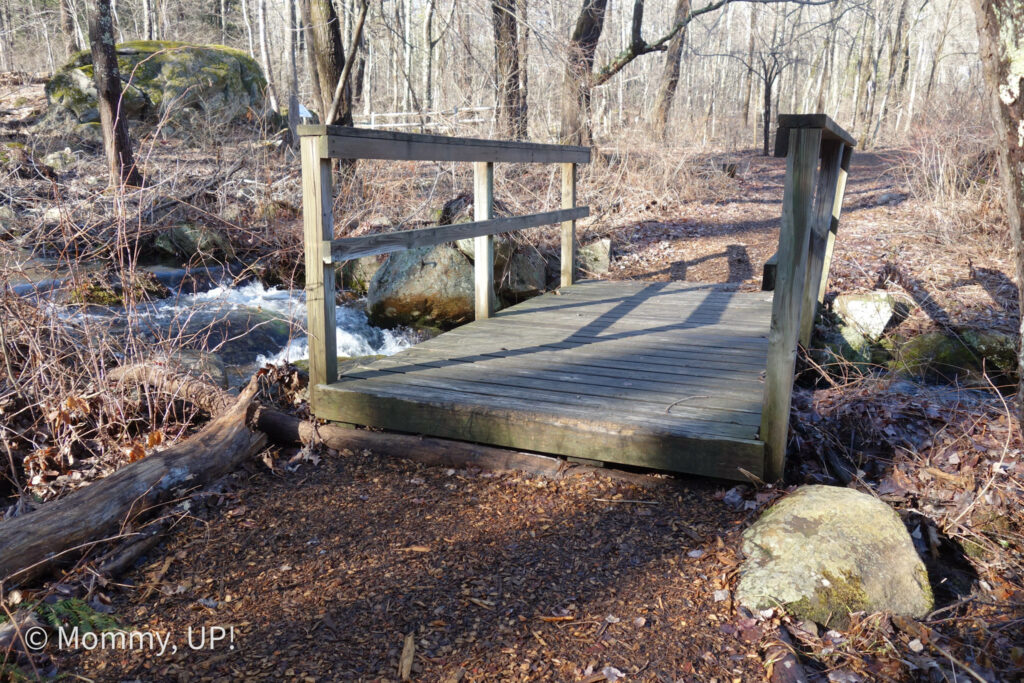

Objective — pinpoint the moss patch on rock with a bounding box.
[45,41,267,128]
[70,271,171,306]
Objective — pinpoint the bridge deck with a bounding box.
[314,280,774,480]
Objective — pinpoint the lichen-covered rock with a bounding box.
[890,330,1018,384]
[69,271,171,306]
[45,41,266,127]
[0,205,17,239]
[158,349,229,389]
[499,247,547,301]
[339,254,387,294]
[833,292,914,340]
[737,485,932,628]
[578,238,612,275]
[366,244,474,330]
[153,224,235,263]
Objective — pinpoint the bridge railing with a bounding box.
[298,125,591,410]
[761,114,856,480]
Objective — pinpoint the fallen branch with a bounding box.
[0,379,266,586]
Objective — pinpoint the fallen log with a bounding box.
[0,381,266,587]
[111,363,677,488]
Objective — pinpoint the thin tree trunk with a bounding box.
[142,0,153,40]
[220,0,227,43]
[648,0,690,140]
[517,0,529,135]
[89,0,142,187]
[257,0,280,112]
[492,0,526,139]
[286,0,299,98]
[59,0,79,56]
[241,0,255,57]
[970,0,1024,417]
[423,0,435,112]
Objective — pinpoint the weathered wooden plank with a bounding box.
[295,125,591,163]
[326,207,589,262]
[773,114,856,156]
[300,135,337,404]
[447,316,771,349]
[313,383,765,480]
[561,162,577,288]
[474,161,495,319]
[817,144,853,303]
[352,355,767,410]
[799,139,844,346]
[396,337,770,380]
[761,127,821,481]
[332,370,761,437]
[326,368,762,439]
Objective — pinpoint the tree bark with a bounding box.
[492,0,527,139]
[970,0,1024,417]
[559,0,608,145]
[648,0,690,140]
[423,0,435,112]
[89,0,142,187]
[301,0,352,125]
[60,0,79,57]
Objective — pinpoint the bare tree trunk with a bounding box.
[970,0,1024,417]
[0,0,10,71]
[142,0,153,40]
[402,0,412,111]
[220,0,227,43]
[301,0,352,125]
[59,0,79,56]
[559,0,608,145]
[492,0,526,139]
[648,0,690,140]
[241,0,255,57]
[423,0,435,112]
[286,0,299,98]
[89,0,142,187]
[518,0,529,134]
[257,0,280,112]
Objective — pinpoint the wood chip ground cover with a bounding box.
[53,454,763,681]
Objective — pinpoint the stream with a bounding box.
[5,253,414,386]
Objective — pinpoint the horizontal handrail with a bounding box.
[324,207,589,262]
[297,125,590,164]
[773,114,857,157]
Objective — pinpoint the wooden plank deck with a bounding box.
[314,280,774,481]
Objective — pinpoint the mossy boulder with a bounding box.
[153,224,235,263]
[890,330,1017,384]
[339,254,387,295]
[366,244,474,330]
[45,41,267,127]
[833,291,914,340]
[69,271,170,306]
[737,485,932,628]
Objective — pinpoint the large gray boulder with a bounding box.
[45,40,266,126]
[500,248,547,300]
[737,485,932,627]
[833,292,913,340]
[366,244,474,330]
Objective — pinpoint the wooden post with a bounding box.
[301,134,338,410]
[760,127,821,482]
[473,161,495,319]
[798,139,844,346]
[816,144,853,304]
[561,162,577,287]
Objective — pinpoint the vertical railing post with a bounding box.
[561,162,577,288]
[761,127,821,481]
[473,161,495,319]
[816,144,854,304]
[798,139,844,346]
[301,133,338,412]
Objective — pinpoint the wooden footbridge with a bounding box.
[298,115,855,481]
